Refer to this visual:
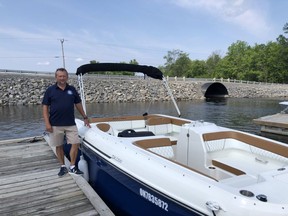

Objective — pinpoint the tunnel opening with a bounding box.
[201,82,228,98]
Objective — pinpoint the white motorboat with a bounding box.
[75,63,288,216]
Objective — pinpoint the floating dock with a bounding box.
[253,113,288,136]
[0,137,114,216]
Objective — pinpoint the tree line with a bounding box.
[90,23,288,83]
[160,23,288,83]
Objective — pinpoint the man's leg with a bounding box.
[56,145,68,177]
[49,126,68,177]
[70,143,80,166]
[56,145,65,165]
[69,143,83,174]
[66,126,83,174]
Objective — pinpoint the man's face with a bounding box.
[55,70,68,85]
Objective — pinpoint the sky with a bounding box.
[0,0,287,73]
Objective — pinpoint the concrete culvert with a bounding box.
[201,82,228,98]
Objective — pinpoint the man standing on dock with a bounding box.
[42,68,90,177]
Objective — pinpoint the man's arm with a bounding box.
[75,103,91,127]
[43,105,53,132]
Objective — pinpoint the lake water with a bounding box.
[0,98,285,142]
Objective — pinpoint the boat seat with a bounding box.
[202,131,288,158]
[146,117,188,143]
[146,117,172,125]
[146,117,172,135]
[89,115,146,131]
[134,138,175,159]
[149,146,175,159]
[211,149,286,177]
[203,131,288,176]
[96,123,115,135]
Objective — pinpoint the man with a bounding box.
[42,68,90,177]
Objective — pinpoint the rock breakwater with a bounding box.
[0,73,287,106]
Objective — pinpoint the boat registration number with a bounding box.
[139,188,168,211]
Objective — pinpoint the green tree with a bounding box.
[163,49,191,77]
[214,43,247,80]
[90,60,99,64]
[248,43,267,82]
[172,54,192,77]
[129,59,139,65]
[275,35,288,83]
[283,22,288,34]
[225,40,251,79]
[262,41,281,83]
[88,59,138,75]
[214,56,232,79]
[206,51,222,78]
[189,60,207,78]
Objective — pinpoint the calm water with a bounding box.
[0,98,285,142]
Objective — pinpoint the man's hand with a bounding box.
[84,118,91,128]
[45,124,53,133]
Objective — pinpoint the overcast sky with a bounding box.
[0,0,287,73]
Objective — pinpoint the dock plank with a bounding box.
[253,113,288,136]
[0,137,114,216]
[253,113,288,128]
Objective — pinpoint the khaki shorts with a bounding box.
[48,125,80,147]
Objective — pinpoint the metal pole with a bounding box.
[60,39,65,68]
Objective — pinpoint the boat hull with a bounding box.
[81,141,207,216]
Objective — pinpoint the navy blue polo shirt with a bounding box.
[42,83,81,126]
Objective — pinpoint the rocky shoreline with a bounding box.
[1,73,288,106]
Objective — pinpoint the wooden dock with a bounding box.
[0,137,114,216]
[253,113,288,136]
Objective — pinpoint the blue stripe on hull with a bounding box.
[81,141,207,216]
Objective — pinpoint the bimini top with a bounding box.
[76,63,163,80]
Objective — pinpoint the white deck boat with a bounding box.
[75,63,288,216]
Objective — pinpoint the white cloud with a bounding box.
[231,9,270,37]
[170,0,270,38]
[75,58,84,62]
[0,27,48,39]
[37,61,50,65]
[170,0,237,11]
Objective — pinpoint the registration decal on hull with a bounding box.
[139,188,169,212]
[111,154,122,163]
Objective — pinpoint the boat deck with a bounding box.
[253,113,288,135]
[0,137,114,216]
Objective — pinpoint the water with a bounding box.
[0,98,285,141]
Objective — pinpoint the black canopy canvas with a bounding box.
[76,63,163,80]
